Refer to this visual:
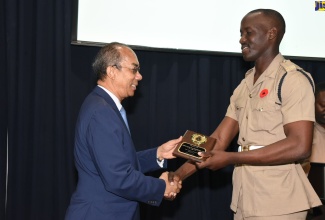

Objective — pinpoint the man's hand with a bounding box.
[157,136,182,160]
[196,149,230,171]
[159,172,182,200]
[167,171,182,184]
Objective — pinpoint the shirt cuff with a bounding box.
[157,158,165,168]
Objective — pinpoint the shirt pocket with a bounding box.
[250,165,294,212]
[253,165,292,195]
[234,98,247,126]
[249,98,282,133]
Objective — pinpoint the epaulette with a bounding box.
[245,68,254,77]
[277,60,314,104]
[279,60,298,73]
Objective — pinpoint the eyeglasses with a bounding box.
[113,65,140,74]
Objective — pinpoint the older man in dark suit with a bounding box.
[65,42,182,220]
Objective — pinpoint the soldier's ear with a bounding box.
[268,27,277,40]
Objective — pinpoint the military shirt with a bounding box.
[226,54,322,217]
[226,54,315,146]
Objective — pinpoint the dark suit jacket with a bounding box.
[65,86,166,220]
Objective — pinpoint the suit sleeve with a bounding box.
[137,148,167,173]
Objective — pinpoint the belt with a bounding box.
[238,145,264,152]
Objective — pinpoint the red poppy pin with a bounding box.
[260,89,268,98]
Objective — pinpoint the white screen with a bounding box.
[76,0,325,59]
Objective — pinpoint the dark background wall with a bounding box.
[1,0,325,219]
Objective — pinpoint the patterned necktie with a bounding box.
[120,106,130,133]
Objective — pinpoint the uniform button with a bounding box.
[242,137,245,141]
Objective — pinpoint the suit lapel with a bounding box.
[92,86,130,134]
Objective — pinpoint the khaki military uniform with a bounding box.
[310,122,325,163]
[226,54,322,217]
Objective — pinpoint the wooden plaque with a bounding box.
[173,130,216,162]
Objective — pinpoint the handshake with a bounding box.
[159,171,182,201]
[158,160,198,201]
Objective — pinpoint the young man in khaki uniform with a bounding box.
[173,9,322,219]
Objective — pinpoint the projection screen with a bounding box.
[73,0,325,60]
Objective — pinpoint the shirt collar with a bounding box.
[246,53,284,79]
[97,85,122,111]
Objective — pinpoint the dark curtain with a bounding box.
[4,0,75,220]
[2,0,325,220]
[0,0,8,219]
